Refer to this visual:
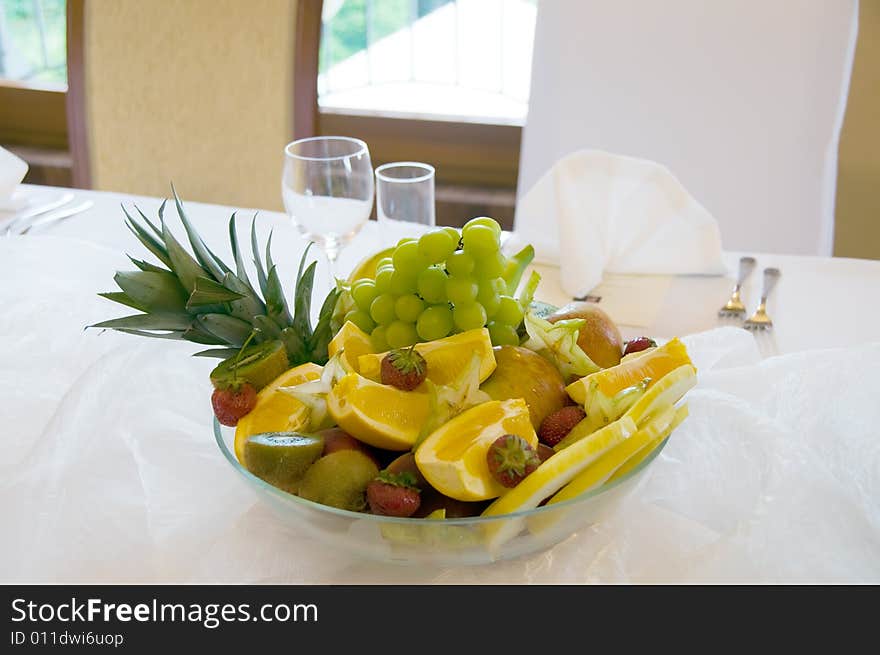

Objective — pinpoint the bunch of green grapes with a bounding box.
[343,217,524,350]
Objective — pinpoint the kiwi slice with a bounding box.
[243,432,325,493]
[210,340,288,391]
[298,450,379,512]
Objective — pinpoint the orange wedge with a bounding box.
[328,321,374,373]
[233,362,323,464]
[358,328,496,387]
[326,372,431,450]
[415,399,537,502]
[565,337,692,405]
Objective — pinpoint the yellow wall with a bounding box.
[84,0,297,211]
[835,1,880,259]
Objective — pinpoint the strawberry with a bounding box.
[211,382,257,427]
[366,471,421,517]
[380,345,427,391]
[536,443,556,463]
[539,406,586,447]
[623,336,658,356]
[486,434,541,488]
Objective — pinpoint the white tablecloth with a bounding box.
[2,186,879,583]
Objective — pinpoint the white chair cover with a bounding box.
[516,0,859,255]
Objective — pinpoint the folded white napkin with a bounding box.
[513,149,726,298]
[0,146,29,211]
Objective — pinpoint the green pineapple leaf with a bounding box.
[192,348,241,359]
[186,276,245,309]
[121,206,173,269]
[252,314,283,340]
[127,256,171,275]
[160,218,207,293]
[170,184,232,281]
[97,291,147,312]
[308,287,339,363]
[265,264,294,327]
[228,213,255,293]
[91,312,194,331]
[135,202,165,241]
[250,216,270,299]
[114,270,188,313]
[195,313,253,345]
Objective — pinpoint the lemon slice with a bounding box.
[548,404,679,506]
[609,403,688,483]
[328,321,374,373]
[326,372,431,450]
[526,404,686,537]
[358,328,496,387]
[233,362,323,464]
[480,416,637,550]
[566,337,692,405]
[624,363,696,426]
[415,399,537,502]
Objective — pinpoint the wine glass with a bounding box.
[282,136,374,273]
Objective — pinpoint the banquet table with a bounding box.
[2,185,879,584]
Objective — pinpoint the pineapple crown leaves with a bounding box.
[90,185,340,366]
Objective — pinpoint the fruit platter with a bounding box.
[93,190,697,564]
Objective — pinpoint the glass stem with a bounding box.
[323,239,341,279]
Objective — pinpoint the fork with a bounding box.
[744,267,781,330]
[718,256,756,318]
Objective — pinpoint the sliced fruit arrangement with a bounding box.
[95,195,697,550]
[358,328,496,387]
[415,399,538,502]
[555,337,693,450]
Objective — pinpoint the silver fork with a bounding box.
[744,267,781,331]
[718,256,756,319]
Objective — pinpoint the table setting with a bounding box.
[1,141,878,584]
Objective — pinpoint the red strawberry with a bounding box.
[211,383,257,427]
[366,471,421,517]
[486,434,541,488]
[623,336,658,356]
[538,406,586,447]
[381,345,427,391]
[536,443,556,463]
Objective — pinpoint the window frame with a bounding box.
[297,0,523,226]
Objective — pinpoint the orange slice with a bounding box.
[326,372,431,450]
[233,362,323,463]
[358,328,496,387]
[415,399,537,502]
[328,321,374,373]
[565,337,692,405]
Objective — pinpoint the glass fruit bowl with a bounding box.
[214,418,669,566]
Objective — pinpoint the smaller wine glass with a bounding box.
[282,136,374,272]
[375,161,436,244]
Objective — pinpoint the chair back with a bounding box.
[516,0,859,255]
[66,0,310,211]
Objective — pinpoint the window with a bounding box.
[0,0,70,185]
[0,0,67,88]
[319,0,535,125]
[314,0,538,228]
